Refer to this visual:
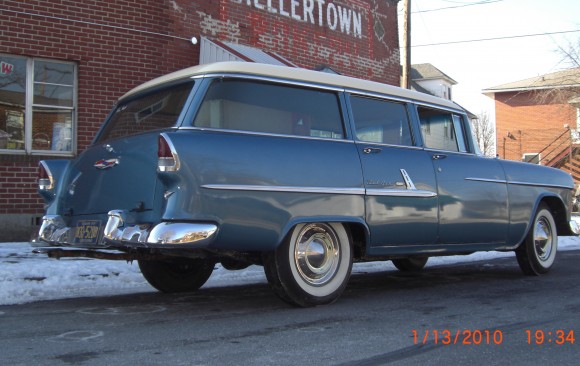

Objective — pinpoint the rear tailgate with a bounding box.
[63,133,160,216]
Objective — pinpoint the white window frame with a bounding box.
[0,54,77,156]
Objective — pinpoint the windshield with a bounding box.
[97,81,194,143]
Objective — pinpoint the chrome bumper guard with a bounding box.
[36,211,217,248]
[103,210,218,246]
[37,215,71,245]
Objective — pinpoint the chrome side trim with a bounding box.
[202,184,437,198]
[202,184,365,195]
[179,126,354,144]
[400,169,417,190]
[424,148,474,157]
[364,169,437,197]
[466,177,573,190]
[366,188,437,198]
[507,180,574,190]
[465,177,508,184]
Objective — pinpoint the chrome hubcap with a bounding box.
[534,216,553,262]
[294,224,340,286]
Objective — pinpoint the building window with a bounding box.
[0,55,76,154]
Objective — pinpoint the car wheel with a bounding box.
[515,204,558,276]
[138,258,215,293]
[263,223,353,307]
[392,257,428,272]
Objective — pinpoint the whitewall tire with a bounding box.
[516,204,558,275]
[263,222,353,307]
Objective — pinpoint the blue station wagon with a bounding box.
[35,62,579,306]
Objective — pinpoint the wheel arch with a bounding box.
[535,194,570,237]
[506,192,572,250]
[516,194,569,249]
[277,217,369,259]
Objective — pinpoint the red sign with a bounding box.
[1,61,14,75]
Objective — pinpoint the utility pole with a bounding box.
[401,0,411,89]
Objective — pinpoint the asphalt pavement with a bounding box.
[1,251,579,365]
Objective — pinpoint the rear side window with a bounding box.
[193,79,344,139]
[98,81,194,143]
[350,95,413,146]
[418,107,468,153]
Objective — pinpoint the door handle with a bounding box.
[432,154,447,160]
[363,147,382,154]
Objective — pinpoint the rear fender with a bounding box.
[38,159,72,212]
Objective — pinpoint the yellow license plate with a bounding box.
[74,220,102,244]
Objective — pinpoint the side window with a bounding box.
[193,79,344,139]
[350,95,413,146]
[418,107,468,153]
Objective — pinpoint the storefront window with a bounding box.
[0,55,76,154]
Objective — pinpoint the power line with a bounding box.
[413,29,580,47]
[412,0,502,13]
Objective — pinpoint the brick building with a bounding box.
[0,0,401,240]
[484,68,580,182]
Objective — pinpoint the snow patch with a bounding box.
[1,236,578,306]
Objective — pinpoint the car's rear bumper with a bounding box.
[104,210,217,247]
[36,210,218,249]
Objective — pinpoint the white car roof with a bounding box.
[121,61,462,111]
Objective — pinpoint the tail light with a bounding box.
[38,161,53,190]
[158,133,180,172]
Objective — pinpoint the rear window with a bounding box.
[192,79,344,139]
[97,81,194,143]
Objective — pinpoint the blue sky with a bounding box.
[399,0,580,115]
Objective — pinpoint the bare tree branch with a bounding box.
[471,111,495,156]
[534,39,580,105]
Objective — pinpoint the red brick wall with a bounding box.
[217,0,401,82]
[0,0,400,236]
[494,90,577,162]
[1,0,191,220]
[0,162,38,214]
